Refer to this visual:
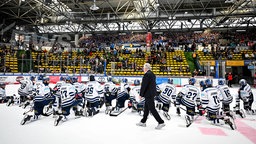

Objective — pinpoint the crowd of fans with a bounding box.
[0,30,256,76]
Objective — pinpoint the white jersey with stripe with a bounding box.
[157,83,176,104]
[18,79,34,96]
[216,84,233,104]
[0,87,5,100]
[179,84,200,107]
[85,81,104,103]
[239,84,253,99]
[117,83,130,99]
[33,81,51,102]
[53,81,66,97]
[60,83,76,107]
[104,81,118,96]
[73,82,86,94]
[129,85,144,102]
[201,87,221,113]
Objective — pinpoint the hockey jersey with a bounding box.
[59,83,76,107]
[33,81,52,102]
[117,83,130,99]
[239,83,253,100]
[179,84,200,108]
[73,82,86,97]
[104,81,118,96]
[201,87,221,113]
[216,84,233,104]
[0,87,5,100]
[85,81,104,103]
[18,79,34,96]
[157,83,176,104]
[129,85,144,102]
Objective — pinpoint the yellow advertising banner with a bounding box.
[226,60,244,66]
[200,60,215,66]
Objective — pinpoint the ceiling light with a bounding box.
[90,0,99,11]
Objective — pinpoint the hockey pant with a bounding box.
[34,97,55,116]
[116,93,129,108]
[155,96,170,112]
[105,94,117,107]
[61,99,83,116]
[176,96,196,116]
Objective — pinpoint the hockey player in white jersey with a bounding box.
[201,79,235,129]
[216,79,234,118]
[155,78,176,120]
[84,75,104,116]
[175,77,201,124]
[0,83,6,103]
[54,76,86,126]
[72,76,87,116]
[104,76,118,114]
[18,75,36,108]
[51,76,66,117]
[128,79,144,115]
[234,79,255,116]
[110,78,130,115]
[21,76,55,125]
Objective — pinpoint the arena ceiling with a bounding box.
[0,0,256,34]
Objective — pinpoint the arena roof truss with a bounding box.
[0,0,255,34]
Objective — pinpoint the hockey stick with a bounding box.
[23,108,33,115]
[109,107,128,116]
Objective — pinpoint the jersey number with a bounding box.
[162,88,172,96]
[213,95,220,105]
[187,92,197,100]
[87,87,94,94]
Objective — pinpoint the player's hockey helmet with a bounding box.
[89,75,95,81]
[43,76,50,86]
[189,77,196,85]
[205,79,213,87]
[122,78,128,83]
[218,79,225,85]
[134,79,140,86]
[239,79,247,87]
[72,76,78,83]
[107,76,112,82]
[168,78,173,84]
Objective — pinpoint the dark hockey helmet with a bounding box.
[107,76,112,82]
[134,79,140,86]
[122,78,128,83]
[199,80,205,87]
[43,76,50,86]
[189,77,196,85]
[30,75,36,81]
[60,76,66,81]
[168,78,173,84]
[89,75,95,81]
[239,79,247,87]
[205,79,213,87]
[218,79,225,85]
[0,82,6,88]
[38,74,44,81]
[72,76,78,83]
[66,76,72,83]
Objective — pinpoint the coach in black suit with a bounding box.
[136,63,165,129]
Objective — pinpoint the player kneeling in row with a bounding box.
[175,77,201,125]
[84,75,104,117]
[201,79,235,130]
[0,83,18,105]
[233,79,255,117]
[54,76,86,126]
[155,78,176,120]
[216,79,235,119]
[21,76,55,125]
[128,79,144,115]
[110,78,130,115]
[104,76,118,114]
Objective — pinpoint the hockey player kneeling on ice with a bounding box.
[21,76,55,125]
[18,75,37,108]
[51,76,66,118]
[128,79,145,115]
[110,78,130,115]
[233,79,255,117]
[104,76,118,114]
[155,78,176,120]
[201,79,235,130]
[54,76,86,126]
[175,77,201,125]
[0,83,9,104]
[84,75,104,117]
[216,79,235,119]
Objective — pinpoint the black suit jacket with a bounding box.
[140,70,157,99]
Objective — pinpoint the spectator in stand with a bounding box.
[227,72,233,87]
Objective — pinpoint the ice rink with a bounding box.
[0,85,256,144]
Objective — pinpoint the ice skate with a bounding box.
[163,112,171,120]
[54,115,65,126]
[176,107,181,116]
[20,114,33,125]
[224,117,236,130]
[6,98,14,107]
[105,106,112,114]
